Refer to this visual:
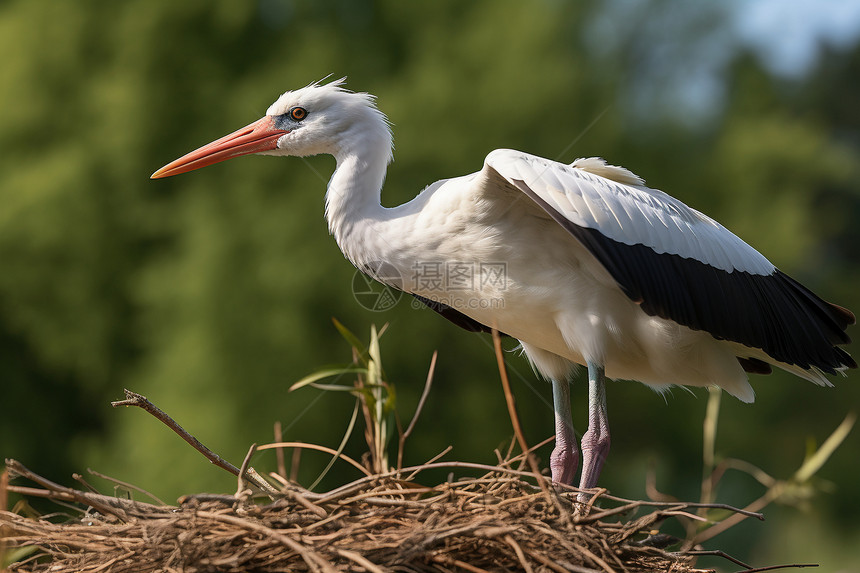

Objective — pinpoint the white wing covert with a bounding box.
[484,149,773,275]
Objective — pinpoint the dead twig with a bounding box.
[491,328,572,526]
[257,441,371,476]
[235,443,258,501]
[397,350,438,472]
[273,420,287,479]
[737,564,819,573]
[4,459,156,522]
[111,389,279,496]
[86,468,167,506]
[682,549,753,570]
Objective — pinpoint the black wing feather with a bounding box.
[512,178,855,373]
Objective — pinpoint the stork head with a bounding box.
[151,78,392,179]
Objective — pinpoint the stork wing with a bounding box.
[483,149,854,374]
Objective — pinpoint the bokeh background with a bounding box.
[2,0,860,569]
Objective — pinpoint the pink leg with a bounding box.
[550,378,579,485]
[578,362,610,500]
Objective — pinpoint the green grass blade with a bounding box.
[308,382,366,392]
[290,367,367,392]
[332,318,370,366]
[309,398,361,490]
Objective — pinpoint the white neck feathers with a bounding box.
[324,113,394,269]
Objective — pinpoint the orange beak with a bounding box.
[151,116,289,179]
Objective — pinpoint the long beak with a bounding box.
[151,116,288,179]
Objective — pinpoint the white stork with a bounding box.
[152,80,855,493]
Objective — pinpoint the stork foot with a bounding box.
[550,441,578,485]
[550,378,578,485]
[578,428,610,494]
[578,362,610,502]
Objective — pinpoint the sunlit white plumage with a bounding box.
[152,79,855,495]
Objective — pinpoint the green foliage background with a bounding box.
[2,0,859,569]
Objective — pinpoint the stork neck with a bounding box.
[325,147,391,267]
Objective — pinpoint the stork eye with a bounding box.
[289,107,308,121]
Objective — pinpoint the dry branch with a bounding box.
[111,390,280,497]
